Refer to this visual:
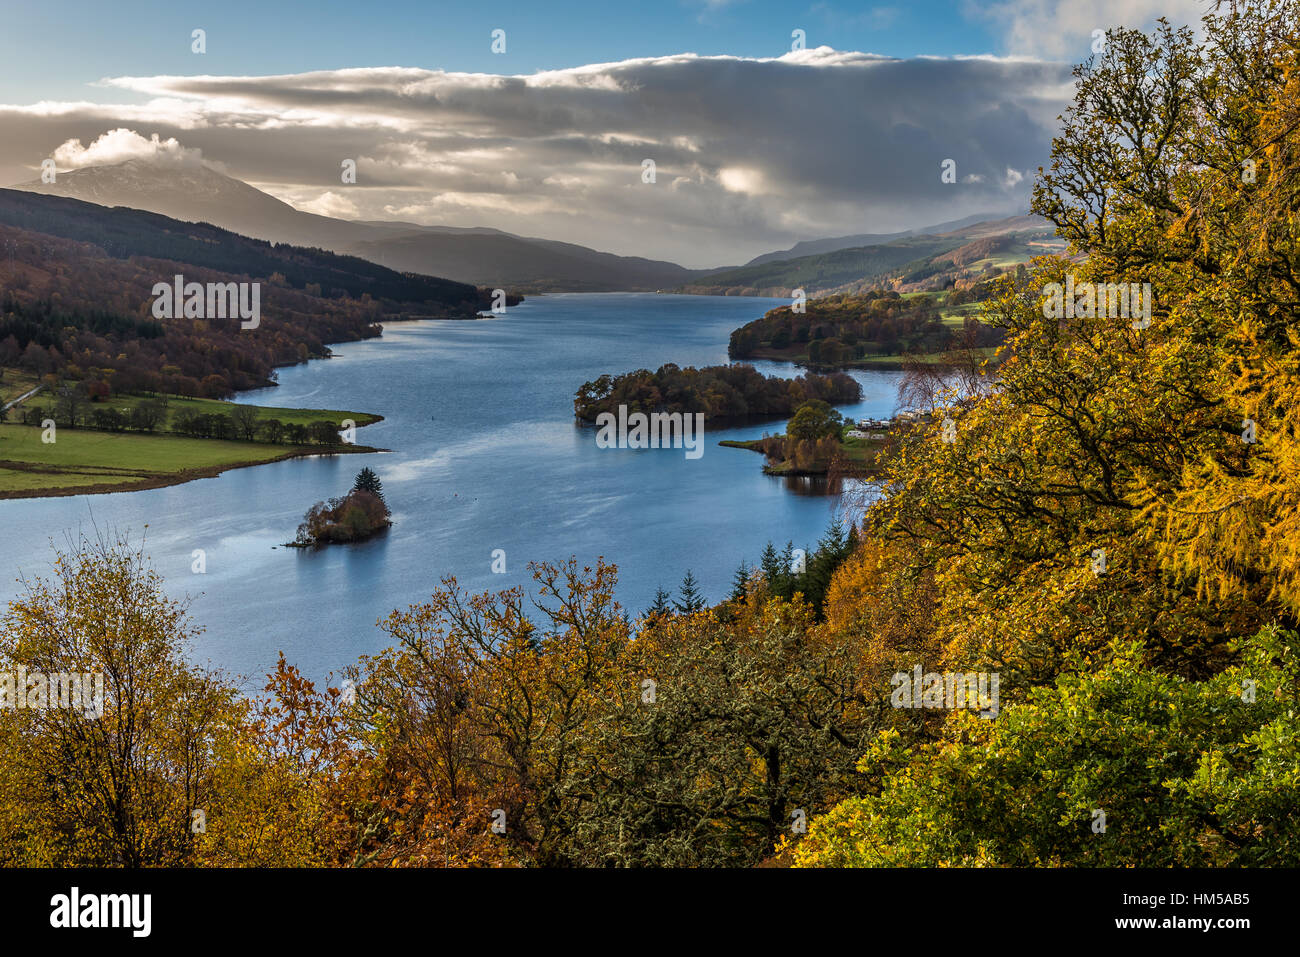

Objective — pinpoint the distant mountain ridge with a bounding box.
[13,162,707,293]
[677,214,1060,297]
[742,213,1003,267]
[12,161,1052,296]
[342,227,705,293]
[14,160,377,251]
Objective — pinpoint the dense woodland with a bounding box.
[573,362,861,423]
[2,5,1299,868]
[727,289,1003,366]
[0,193,501,398]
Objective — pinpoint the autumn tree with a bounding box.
[363,559,633,866]
[569,593,882,866]
[0,534,241,866]
[797,0,1300,868]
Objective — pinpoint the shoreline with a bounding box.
[1,320,400,501]
[720,433,892,479]
[282,519,393,549]
[731,349,961,371]
[0,442,385,501]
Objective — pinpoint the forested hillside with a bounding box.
[728,288,1003,366]
[0,192,501,397]
[0,189,486,307]
[677,235,964,297]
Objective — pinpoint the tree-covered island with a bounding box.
[291,467,392,546]
[574,362,861,425]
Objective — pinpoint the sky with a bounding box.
[0,0,1208,266]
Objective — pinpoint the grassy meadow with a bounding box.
[0,379,380,497]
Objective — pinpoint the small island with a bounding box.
[290,467,392,546]
[574,362,861,424]
[720,402,901,478]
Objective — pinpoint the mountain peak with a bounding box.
[14,159,294,214]
[11,159,371,250]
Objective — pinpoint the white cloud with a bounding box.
[294,189,361,219]
[968,0,1205,59]
[51,128,204,168]
[717,167,765,194]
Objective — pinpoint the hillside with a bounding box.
[13,159,376,251]
[677,215,1063,297]
[741,212,1000,267]
[0,188,488,310]
[678,236,966,297]
[15,162,706,293]
[0,190,500,397]
[727,288,1003,368]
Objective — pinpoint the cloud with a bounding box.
[51,128,205,169]
[968,0,1205,59]
[0,49,1074,266]
[296,189,361,219]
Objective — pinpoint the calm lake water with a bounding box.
[0,293,905,689]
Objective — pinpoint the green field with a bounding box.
[43,393,383,432]
[746,344,999,369]
[857,346,1000,367]
[942,308,989,327]
[838,430,892,471]
[0,369,41,406]
[0,385,382,498]
[0,423,363,497]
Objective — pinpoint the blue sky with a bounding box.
[4,0,1014,103]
